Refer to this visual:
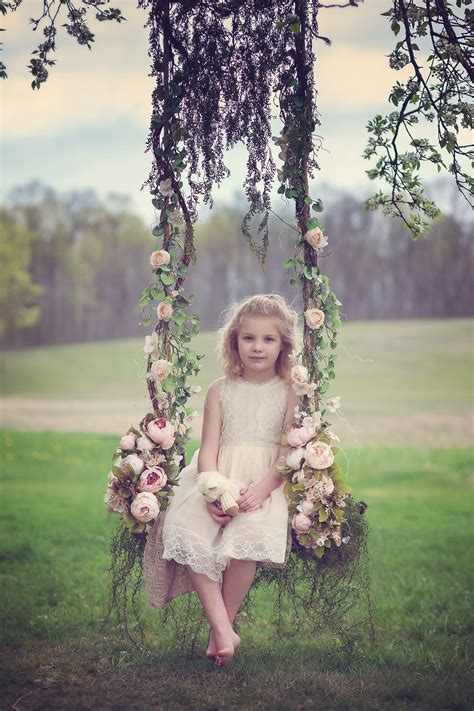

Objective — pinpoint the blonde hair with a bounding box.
[216,293,300,381]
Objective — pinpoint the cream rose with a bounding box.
[305,308,325,329]
[139,466,167,493]
[290,364,308,387]
[304,227,328,251]
[146,418,176,450]
[305,441,334,470]
[136,436,155,452]
[122,454,145,477]
[168,209,182,227]
[149,250,171,269]
[297,499,314,515]
[326,396,341,413]
[144,332,159,357]
[286,447,306,470]
[131,492,160,522]
[158,178,173,197]
[157,301,173,321]
[151,358,172,382]
[120,434,136,451]
[292,513,313,534]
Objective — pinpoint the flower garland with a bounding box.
[279,364,351,559]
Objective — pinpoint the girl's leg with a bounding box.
[222,558,257,624]
[207,558,256,656]
[186,566,239,665]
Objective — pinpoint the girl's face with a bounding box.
[236,315,283,379]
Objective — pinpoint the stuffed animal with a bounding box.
[197,470,244,516]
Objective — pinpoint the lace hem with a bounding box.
[217,526,287,567]
[162,525,225,582]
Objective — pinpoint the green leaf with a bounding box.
[312,199,324,213]
[307,217,319,230]
[284,258,295,269]
[150,288,166,300]
[152,224,164,237]
[319,509,328,522]
[160,273,174,286]
[391,21,400,35]
[161,377,175,393]
[290,22,301,34]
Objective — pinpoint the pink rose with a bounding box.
[139,466,167,493]
[131,492,160,522]
[146,418,175,450]
[305,441,334,470]
[150,250,171,269]
[304,227,328,251]
[151,359,172,382]
[292,513,313,533]
[305,308,325,329]
[137,436,155,452]
[287,425,314,448]
[157,301,173,321]
[120,434,136,452]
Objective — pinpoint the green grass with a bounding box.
[1,430,473,709]
[1,319,473,415]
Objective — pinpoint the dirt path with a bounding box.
[1,397,473,447]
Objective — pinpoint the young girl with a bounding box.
[143,293,300,666]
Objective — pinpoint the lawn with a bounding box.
[1,430,472,709]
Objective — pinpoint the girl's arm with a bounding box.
[197,378,223,473]
[238,385,300,510]
[198,378,231,525]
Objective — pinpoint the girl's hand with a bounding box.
[237,483,267,512]
[206,500,231,526]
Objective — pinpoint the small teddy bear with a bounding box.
[197,470,244,516]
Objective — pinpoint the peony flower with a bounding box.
[326,396,341,413]
[287,425,315,448]
[191,385,202,395]
[168,209,182,228]
[146,418,176,450]
[286,447,306,470]
[122,454,145,477]
[104,487,129,515]
[144,332,159,357]
[304,227,328,251]
[158,178,173,197]
[157,301,173,322]
[150,250,171,269]
[292,513,313,534]
[151,358,173,382]
[139,466,167,493]
[305,308,325,329]
[305,441,334,470]
[120,434,136,452]
[131,492,160,522]
[136,436,155,453]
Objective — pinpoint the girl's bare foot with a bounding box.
[207,629,241,665]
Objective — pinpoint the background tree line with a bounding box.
[1,180,472,348]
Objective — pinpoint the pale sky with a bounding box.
[1,0,425,223]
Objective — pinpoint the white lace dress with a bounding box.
[160,375,291,582]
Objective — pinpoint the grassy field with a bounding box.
[2,319,473,409]
[1,318,473,446]
[1,430,473,709]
